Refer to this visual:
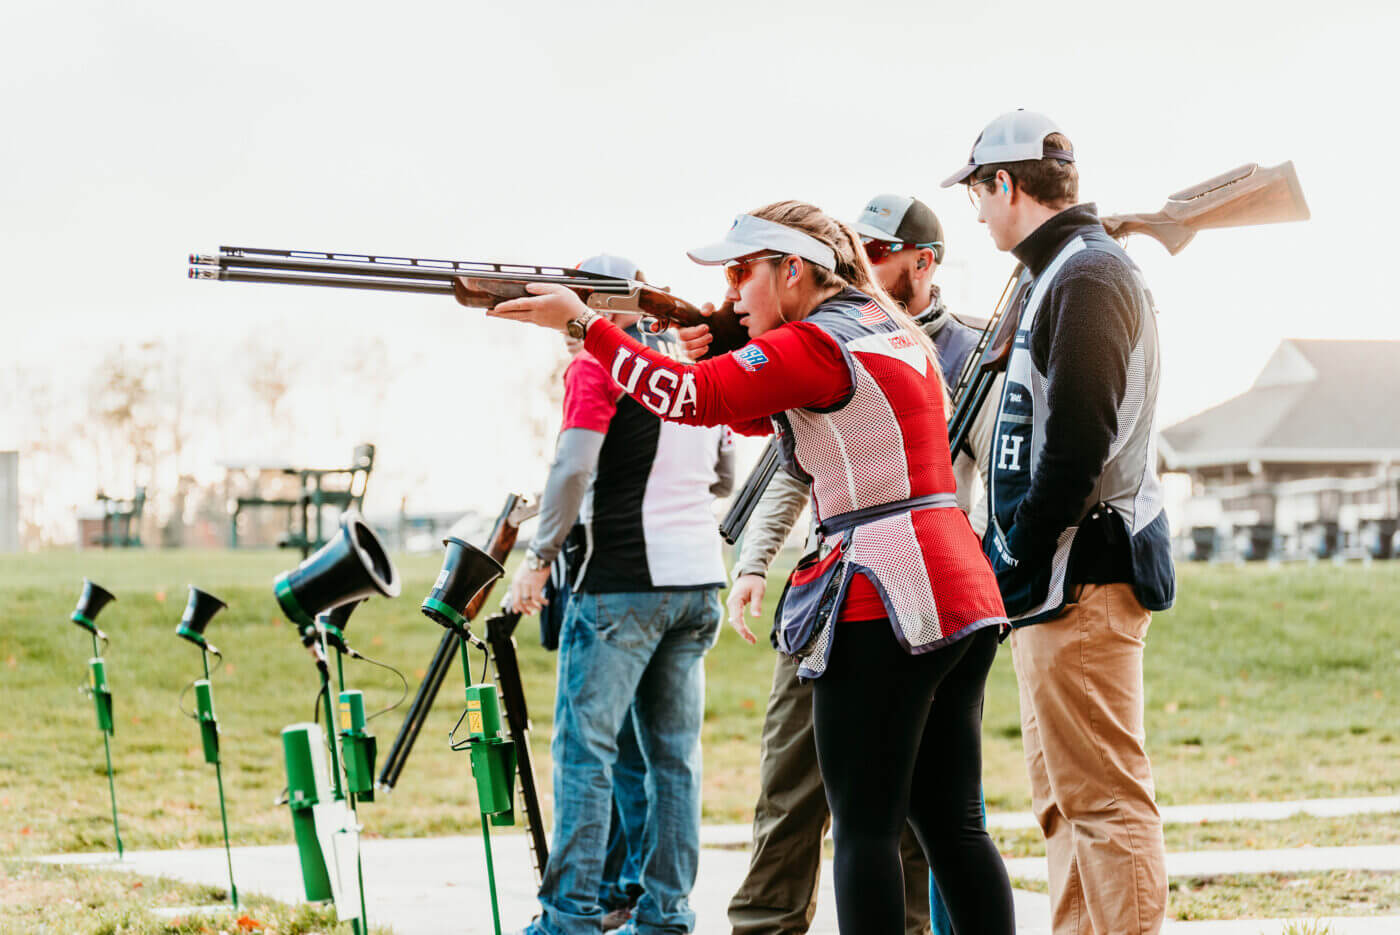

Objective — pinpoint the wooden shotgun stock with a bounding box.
[1100,161,1310,255]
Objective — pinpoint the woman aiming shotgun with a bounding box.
[488,201,1015,935]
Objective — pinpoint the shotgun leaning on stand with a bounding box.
[720,160,1312,545]
[375,493,553,884]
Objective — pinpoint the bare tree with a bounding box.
[240,335,293,423]
[86,341,161,493]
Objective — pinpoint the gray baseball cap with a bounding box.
[577,254,640,279]
[852,194,945,263]
[940,110,1074,188]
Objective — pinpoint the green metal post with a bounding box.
[92,630,123,859]
[317,640,343,800]
[330,636,369,935]
[460,638,504,935]
[203,650,239,908]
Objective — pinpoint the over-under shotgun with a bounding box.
[189,246,749,356]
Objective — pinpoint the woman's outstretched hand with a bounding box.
[488,283,591,333]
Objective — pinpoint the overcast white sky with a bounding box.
[2,0,1396,532]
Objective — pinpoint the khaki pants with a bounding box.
[1010,582,1167,935]
[728,651,931,935]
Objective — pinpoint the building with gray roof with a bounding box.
[1160,339,1400,560]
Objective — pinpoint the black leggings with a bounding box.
[812,622,1014,935]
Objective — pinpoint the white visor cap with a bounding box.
[687,214,836,271]
[940,110,1071,188]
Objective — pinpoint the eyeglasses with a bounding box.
[967,172,1009,208]
[862,238,942,264]
[723,253,783,290]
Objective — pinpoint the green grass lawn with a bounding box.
[1008,869,1400,923]
[1,552,1398,862]
[0,859,353,935]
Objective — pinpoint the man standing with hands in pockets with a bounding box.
[944,110,1176,934]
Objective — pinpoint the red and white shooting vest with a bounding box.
[772,290,1006,678]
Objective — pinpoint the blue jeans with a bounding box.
[528,588,722,935]
[599,709,648,910]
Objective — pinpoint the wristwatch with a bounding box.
[523,548,550,572]
[566,309,601,340]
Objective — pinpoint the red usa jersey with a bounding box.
[582,289,1005,663]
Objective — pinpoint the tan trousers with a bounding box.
[728,651,931,935]
[1010,582,1167,935]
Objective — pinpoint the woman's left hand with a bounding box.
[488,283,590,333]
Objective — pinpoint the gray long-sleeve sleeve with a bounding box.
[528,427,605,562]
[733,468,811,579]
[711,431,736,498]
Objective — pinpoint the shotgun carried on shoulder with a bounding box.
[188,246,750,356]
[1099,161,1310,255]
[947,160,1311,455]
[720,161,1312,545]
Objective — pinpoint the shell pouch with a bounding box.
[772,537,849,659]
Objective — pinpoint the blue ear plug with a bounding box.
[1002,181,1009,193]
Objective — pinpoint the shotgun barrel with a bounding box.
[946,268,1032,459]
[947,267,1022,409]
[190,266,455,295]
[718,439,783,546]
[193,248,628,289]
[374,630,460,791]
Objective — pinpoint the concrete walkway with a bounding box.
[47,835,1400,934]
[41,795,1400,934]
